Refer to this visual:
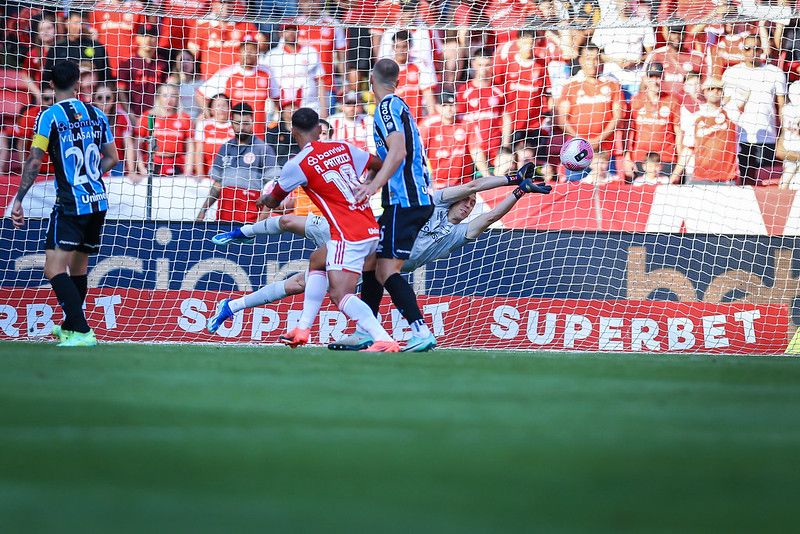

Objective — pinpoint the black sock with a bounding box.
[71,274,88,305]
[50,273,90,334]
[383,273,423,325]
[360,271,383,317]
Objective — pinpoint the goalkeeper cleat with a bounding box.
[328,332,374,351]
[51,324,73,343]
[402,333,437,353]
[211,228,254,246]
[360,340,401,353]
[57,329,97,347]
[207,298,234,334]
[280,327,310,348]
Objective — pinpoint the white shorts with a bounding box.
[304,215,332,248]
[326,239,378,274]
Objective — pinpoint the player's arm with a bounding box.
[465,179,552,239]
[11,145,46,229]
[439,163,543,204]
[355,130,404,202]
[257,162,305,209]
[100,142,120,175]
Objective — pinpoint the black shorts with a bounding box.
[376,204,434,260]
[45,209,106,254]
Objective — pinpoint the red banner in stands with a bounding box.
[0,288,789,354]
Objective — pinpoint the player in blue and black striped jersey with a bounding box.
[11,61,119,347]
[353,58,436,352]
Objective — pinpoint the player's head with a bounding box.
[231,102,255,141]
[319,118,333,140]
[579,44,601,78]
[41,86,56,107]
[371,58,400,94]
[291,107,322,142]
[50,60,81,93]
[448,193,477,224]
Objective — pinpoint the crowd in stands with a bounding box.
[2,0,800,214]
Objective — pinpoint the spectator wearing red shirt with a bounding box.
[643,26,705,97]
[93,83,137,177]
[392,30,437,121]
[198,35,281,139]
[556,44,624,181]
[90,0,146,74]
[624,63,682,180]
[296,0,347,101]
[117,24,169,120]
[495,29,550,152]
[23,12,58,84]
[156,0,209,53]
[137,83,195,177]
[327,91,374,151]
[1,87,55,176]
[194,94,234,177]
[458,48,504,177]
[670,77,740,185]
[188,0,265,78]
[420,93,474,189]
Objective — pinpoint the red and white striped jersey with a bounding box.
[276,141,380,242]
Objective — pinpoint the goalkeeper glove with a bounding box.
[507,162,544,185]
[513,178,552,198]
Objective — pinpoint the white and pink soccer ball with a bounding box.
[560,137,594,171]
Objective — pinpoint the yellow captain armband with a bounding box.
[31,134,49,151]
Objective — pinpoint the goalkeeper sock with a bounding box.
[50,273,90,334]
[297,270,328,330]
[242,217,281,237]
[230,280,289,313]
[383,273,430,337]
[339,294,392,342]
[71,274,88,305]
[360,270,383,317]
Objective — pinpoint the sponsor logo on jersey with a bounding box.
[81,192,108,204]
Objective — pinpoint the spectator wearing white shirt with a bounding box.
[722,34,786,185]
[259,21,328,118]
[777,80,800,189]
[591,0,655,100]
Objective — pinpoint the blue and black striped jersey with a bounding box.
[32,98,114,215]
[372,94,433,208]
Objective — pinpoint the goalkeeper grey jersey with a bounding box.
[402,189,473,272]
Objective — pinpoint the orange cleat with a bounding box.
[360,340,401,353]
[279,327,310,348]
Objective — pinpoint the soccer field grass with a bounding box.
[1,344,799,533]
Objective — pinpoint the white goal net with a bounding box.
[2,0,800,354]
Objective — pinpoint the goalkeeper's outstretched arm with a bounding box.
[465,178,551,239]
[439,162,544,204]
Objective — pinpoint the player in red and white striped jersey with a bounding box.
[259,108,400,352]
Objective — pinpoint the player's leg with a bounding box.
[375,205,436,352]
[211,215,310,245]
[207,272,306,333]
[326,241,398,353]
[45,211,102,346]
[328,252,379,351]
[279,246,329,347]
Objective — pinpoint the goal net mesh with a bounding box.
[2,0,800,353]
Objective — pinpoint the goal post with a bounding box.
[1,0,800,354]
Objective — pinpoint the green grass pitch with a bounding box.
[1,343,800,533]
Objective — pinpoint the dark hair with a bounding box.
[208,93,230,107]
[472,48,493,60]
[319,118,333,136]
[51,61,81,90]
[393,30,411,43]
[291,107,320,132]
[231,102,254,115]
[373,58,400,85]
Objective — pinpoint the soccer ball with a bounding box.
[560,137,594,171]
